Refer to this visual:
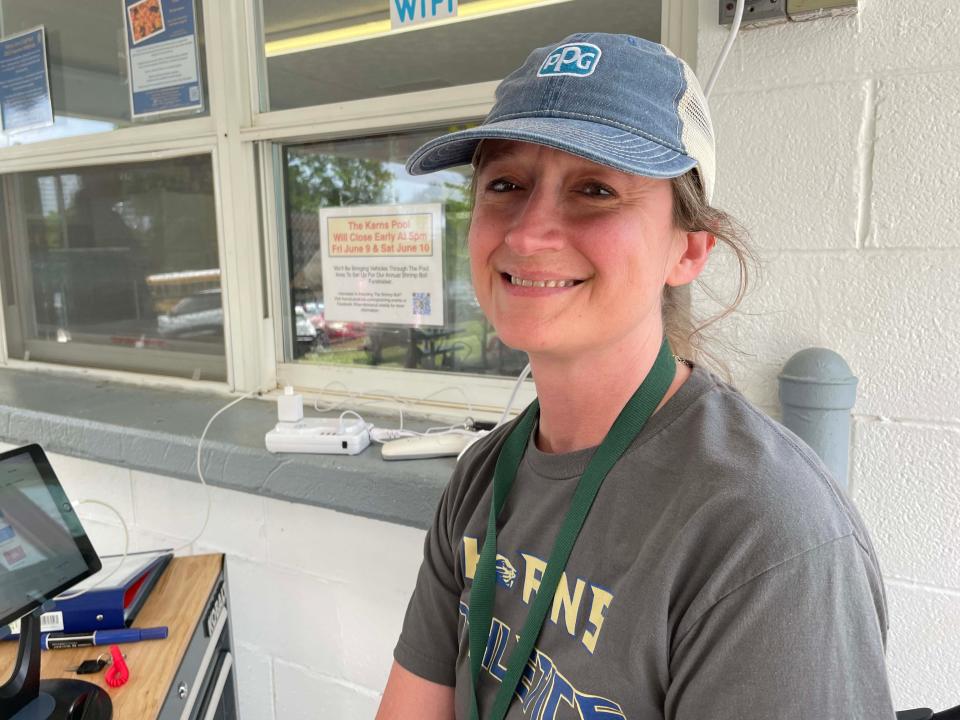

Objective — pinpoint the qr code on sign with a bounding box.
[412,292,431,316]
[189,86,200,101]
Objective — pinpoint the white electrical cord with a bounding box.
[338,409,366,431]
[369,422,478,444]
[419,385,475,418]
[173,389,260,554]
[55,499,130,601]
[313,382,476,430]
[498,363,532,428]
[448,362,535,462]
[347,361,534,445]
[322,361,535,455]
[704,0,745,98]
[315,384,410,429]
[311,380,350,412]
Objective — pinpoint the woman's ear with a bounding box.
[666,230,716,287]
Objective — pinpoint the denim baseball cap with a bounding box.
[406,33,716,203]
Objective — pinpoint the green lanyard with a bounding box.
[467,338,677,720]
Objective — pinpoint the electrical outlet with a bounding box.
[719,0,787,27]
[787,0,858,21]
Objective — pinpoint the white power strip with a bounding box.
[265,418,371,455]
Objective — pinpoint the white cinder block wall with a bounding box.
[697,0,960,709]
[5,446,426,718]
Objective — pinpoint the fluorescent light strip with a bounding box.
[264,0,577,57]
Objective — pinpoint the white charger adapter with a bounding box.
[277,386,304,423]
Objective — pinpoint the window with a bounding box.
[0,0,236,386]
[0,0,210,148]
[279,129,527,379]
[259,0,659,111]
[0,154,225,381]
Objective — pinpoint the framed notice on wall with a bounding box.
[0,27,53,133]
[318,204,445,327]
[123,0,203,118]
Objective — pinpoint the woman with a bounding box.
[378,33,895,719]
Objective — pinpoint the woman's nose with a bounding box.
[503,188,565,256]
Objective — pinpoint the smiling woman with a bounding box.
[378,32,896,720]
[468,141,703,373]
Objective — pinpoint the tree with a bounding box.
[285,153,393,212]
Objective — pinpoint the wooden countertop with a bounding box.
[0,554,222,719]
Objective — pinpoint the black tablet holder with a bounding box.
[0,610,111,720]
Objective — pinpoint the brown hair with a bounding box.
[665,169,758,379]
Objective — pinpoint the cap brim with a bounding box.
[406,116,697,182]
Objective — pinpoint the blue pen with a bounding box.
[41,626,168,650]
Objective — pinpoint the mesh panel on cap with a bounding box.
[677,59,716,204]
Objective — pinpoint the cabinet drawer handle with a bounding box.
[179,608,228,720]
[200,652,234,720]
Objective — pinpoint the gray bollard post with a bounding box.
[778,348,858,491]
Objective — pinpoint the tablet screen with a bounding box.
[0,444,101,629]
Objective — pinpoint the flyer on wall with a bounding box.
[123,0,203,118]
[0,27,53,133]
[318,204,445,327]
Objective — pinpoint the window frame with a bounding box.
[0,142,234,382]
[0,0,697,422]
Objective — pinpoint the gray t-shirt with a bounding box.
[395,365,895,719]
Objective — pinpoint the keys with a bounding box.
[71,657,108,675]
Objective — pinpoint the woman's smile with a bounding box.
[500,271,587,293]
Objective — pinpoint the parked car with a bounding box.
[157,289,223,339]
[295,308,323,354]
[298,302,365,344]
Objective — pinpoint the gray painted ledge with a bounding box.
[0,369,453,529]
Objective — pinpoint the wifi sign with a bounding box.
[390,0,458,30]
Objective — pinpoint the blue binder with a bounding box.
[6,549,172,636]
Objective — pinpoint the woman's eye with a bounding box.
[581,182,615,197]
[487,178,519,193]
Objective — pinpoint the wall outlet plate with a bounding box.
[719,0,787,27]
[787,0,858,20]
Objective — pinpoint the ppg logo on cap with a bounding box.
[537,42,602,78]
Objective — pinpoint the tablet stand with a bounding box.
[0,610,111,720]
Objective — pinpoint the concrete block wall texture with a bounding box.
[697,0,960,710]
[10,447,426,719]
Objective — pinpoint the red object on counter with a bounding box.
[104,645,129,688]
